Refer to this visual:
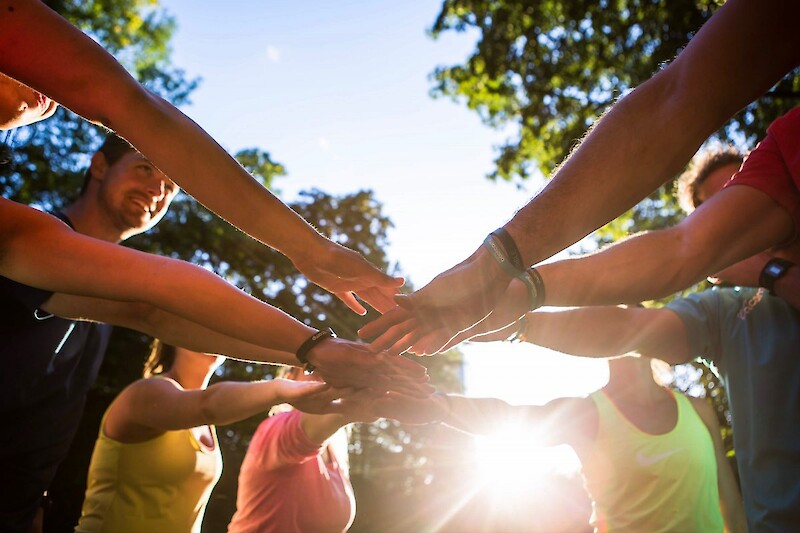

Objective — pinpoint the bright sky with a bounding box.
[160,0,609,403]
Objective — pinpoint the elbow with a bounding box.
[130,302,161,334]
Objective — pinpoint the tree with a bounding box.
[429,0,748,465]
[429,0,800,183]
[0,0,197,210]
[0,2,466,530]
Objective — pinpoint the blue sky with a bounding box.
[161,0,609,402]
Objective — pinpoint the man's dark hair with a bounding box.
[677,145,743,214]
[80,133,137,195]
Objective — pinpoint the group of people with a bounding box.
[2,0,799,531]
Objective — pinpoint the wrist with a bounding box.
[430,392,452,424]
[758,258,794,295]
[482,228,525,279]
[296,328,336,374]
[287,231,329,271]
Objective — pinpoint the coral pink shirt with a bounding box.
[228,410,355,533]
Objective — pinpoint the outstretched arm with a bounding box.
[374,393,595,448]
[1,201,430,394]
[539,186,793,307]
[379,0,800,342]
[365,181,794,354]
[104,377,361,443]
[0,0,402,314]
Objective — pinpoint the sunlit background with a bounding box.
[155,0,610,515]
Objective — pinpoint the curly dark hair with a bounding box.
[677,145,743,214]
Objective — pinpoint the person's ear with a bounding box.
[88,151,109,182]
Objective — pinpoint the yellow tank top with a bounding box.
[581,390,723,533]
[76,411,222,533]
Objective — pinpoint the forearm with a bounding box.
[538,229,705,307]
[3,202,315,353]
[108,90,324,261]
[522,307,691,364]
[441,395,519,435]
[0,0,322,262]
[507,76,702,267]
[299,413,352,445]
[136,307,297,366]
[198,381,285,426]
[504,0,800,267]
[524,308,643,357]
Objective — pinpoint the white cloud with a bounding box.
[318,137,331,152]
[265,45,281,63]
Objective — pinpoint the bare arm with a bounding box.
[689,398,747,533]
[104,377,354,443]
[299,412,363,446]
[0,202,431,393]
[373,393,595,449]
[379,0,800,346]
[0,0,402,314]
[42,294,297,365]
[540,186,793,307]
[506,0,800,266]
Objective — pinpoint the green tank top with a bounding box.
[581,390,723,532]
[76,410,222,533]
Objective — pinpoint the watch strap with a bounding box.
[758,258,794,295]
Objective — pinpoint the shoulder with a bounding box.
[113,376,183,408]
[544,396,599,445]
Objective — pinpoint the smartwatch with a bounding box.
[758,258,794,295]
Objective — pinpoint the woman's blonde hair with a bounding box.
[143,339,177,378]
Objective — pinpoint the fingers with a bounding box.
[336,291,367,316]
[356,286,400,314]
[358,306,411,339]
[408,329,456,355]
[367,320,421,354]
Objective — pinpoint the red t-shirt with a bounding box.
[228,410,355,533]
[726,106,800,239]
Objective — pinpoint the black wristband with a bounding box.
[483,233,523,278]
[491,228,525,272]
[758,258,794,295]
[517,267,546,310]
[295,328,336,374]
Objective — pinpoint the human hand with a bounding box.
[358,245,513,355]
[418,278,531,353]
[307,337,434,397]
[271,379,353,415]
[292,239,404,315]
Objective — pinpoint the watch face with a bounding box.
[767,264,785,276]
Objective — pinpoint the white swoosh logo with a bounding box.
[635,448,683,467]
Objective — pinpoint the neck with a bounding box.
[603,357,664,402]
[62,197,125,243]
[163,361,214,390]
